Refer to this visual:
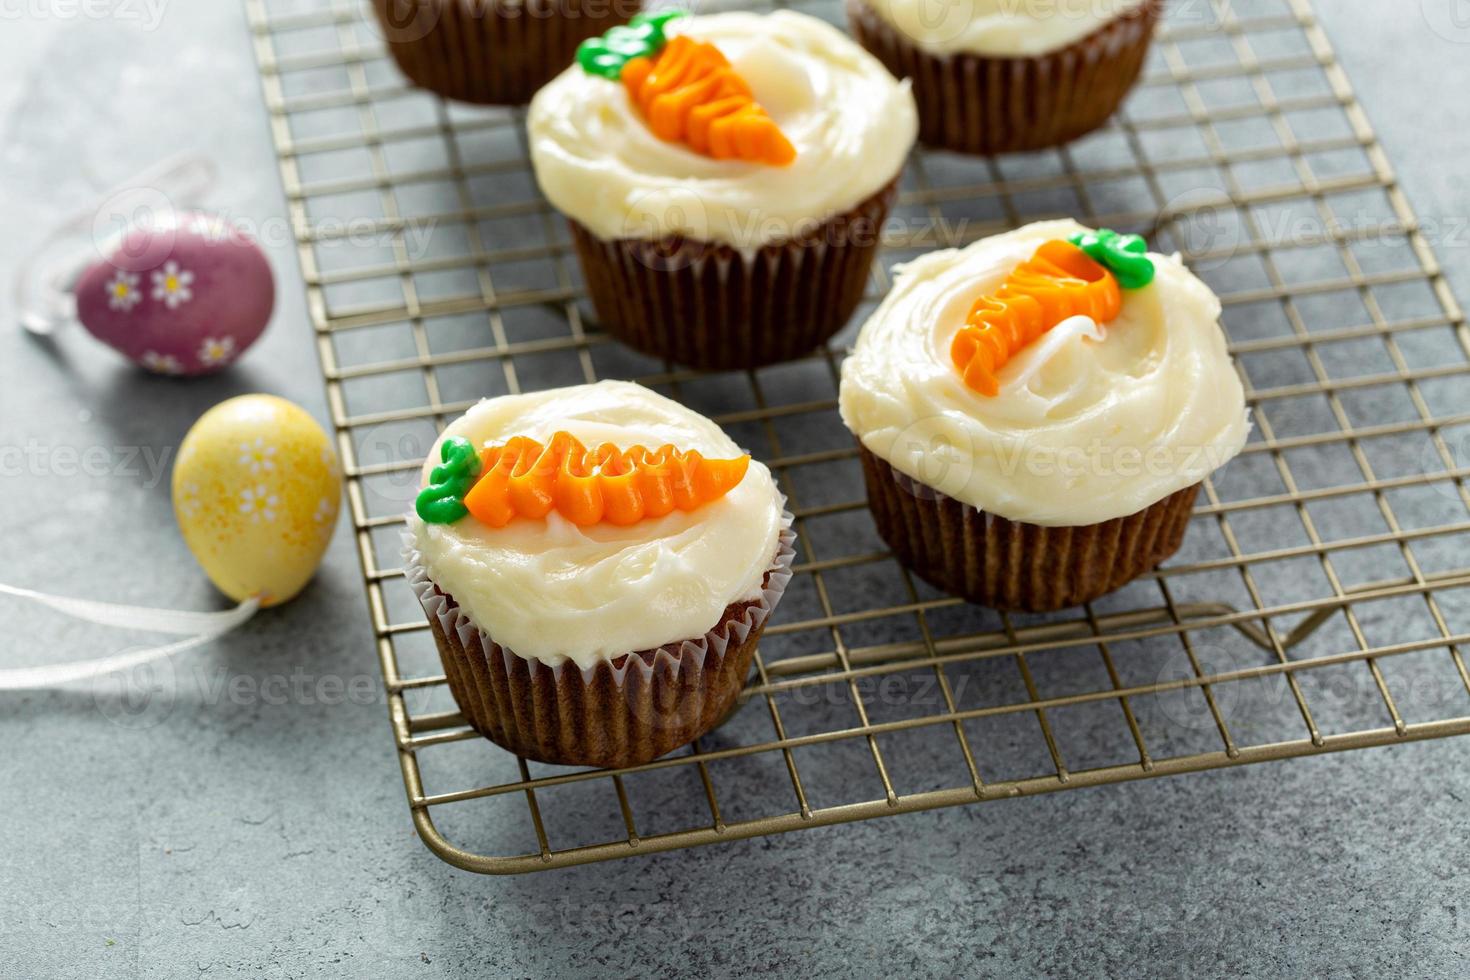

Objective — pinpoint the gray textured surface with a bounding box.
[2,1,1469,977]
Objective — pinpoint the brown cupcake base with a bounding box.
[406,522,796,768]
[371,0,637,106]
[859,445,1197,611]
[570,178,898,371]
[846,0,1162,155]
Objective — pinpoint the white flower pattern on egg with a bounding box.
[239,484,279,524]
[311,496,337,540]
[106,270,142,312]
[140,350,184,374]
[152,260,195,309]
[178,481,203,517]
[238,438,277,475]
[198,336,237,367]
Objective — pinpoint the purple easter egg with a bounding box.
[74,212,274,376]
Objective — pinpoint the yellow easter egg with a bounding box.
[172,394,342,607]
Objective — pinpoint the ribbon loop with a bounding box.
[0,584,259,691]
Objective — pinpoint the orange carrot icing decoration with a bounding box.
[462,431,750,528]
[622,35,796,166]
[950,240,1124,397]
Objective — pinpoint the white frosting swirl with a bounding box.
[527,11,917,248]
[839,220,1251,526]
[409,382,783,668]
[859,0,1150,57]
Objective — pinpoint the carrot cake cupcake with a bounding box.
[370,0,636,105]
[404,381,794,767]
[528,10,918,369]
[838,219,1250,610]
[847,0,1162,154]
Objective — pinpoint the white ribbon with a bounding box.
[0,583,259,690]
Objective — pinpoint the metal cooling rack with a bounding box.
[245,0,1470,873]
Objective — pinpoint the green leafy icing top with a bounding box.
[576,10,687,80]
[415,436,481,525]
[1068,229,1155,290]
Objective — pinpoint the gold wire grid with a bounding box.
[245,0,1470,873]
